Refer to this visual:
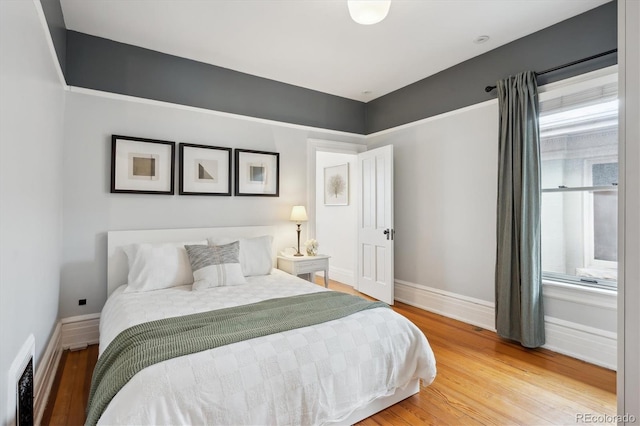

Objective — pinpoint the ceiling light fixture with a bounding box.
[348,0,391,25]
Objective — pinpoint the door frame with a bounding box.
[307,139,367,287]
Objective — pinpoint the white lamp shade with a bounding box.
[348,0,391,25]
[290,206,308,222]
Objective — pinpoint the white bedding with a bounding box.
[98,270,437,425]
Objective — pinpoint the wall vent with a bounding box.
[17,358,34,425]
[7,334,35,426]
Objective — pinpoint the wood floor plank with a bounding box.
[49,351,77,426]
[41,349,68,425]
[44,278,616,425]
[433,339,614,416]
[67,349,89,425]
[390,397,450,425]
[409,386,469,423]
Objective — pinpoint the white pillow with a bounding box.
[207,235,273,276]
[123,240,207,293]
[185,242,247,290]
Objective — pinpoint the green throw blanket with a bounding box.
[85,291,388,425]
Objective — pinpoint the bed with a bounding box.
[91,226,436,425]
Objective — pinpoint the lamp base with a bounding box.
[295,224,304,257]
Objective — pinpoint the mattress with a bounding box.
[97,270,437,425]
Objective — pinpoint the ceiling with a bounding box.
[60,0,611,102]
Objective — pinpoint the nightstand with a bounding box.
[277,254,331,288]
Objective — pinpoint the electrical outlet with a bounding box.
[79,299,86,306]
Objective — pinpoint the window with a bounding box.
[540,75,618,289]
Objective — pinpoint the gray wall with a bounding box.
[66,31,366,135]
[54,0,621,328]
[365,1,618,133]
[367,88,617,333]
[0,1,65,423]
[60,91,364,318]
[368,103,499,303]
[43,1,617,136]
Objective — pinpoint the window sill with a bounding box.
[542,279,617,310]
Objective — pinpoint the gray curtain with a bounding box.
[495,71,545,348]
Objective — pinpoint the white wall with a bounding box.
[60,90,363,318]
[315,151,357,285]
[367,96,617,366]
[0,1,65,423]
[369,102,499,302]
[619,0,640,421]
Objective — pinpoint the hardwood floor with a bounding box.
[42,279,616,425]
[42,344,98,425]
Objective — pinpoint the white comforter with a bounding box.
[98,270,436,425]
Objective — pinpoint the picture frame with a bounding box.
[324,163,349,205]
[234,149,279,197]
[179,143,232,196]
[111,135,175,194]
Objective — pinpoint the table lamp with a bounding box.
[289,206,308,256]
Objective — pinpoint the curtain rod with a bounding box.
[484,49,618,93]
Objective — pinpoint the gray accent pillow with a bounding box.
[207,235,274,276]
[185,242,246,290]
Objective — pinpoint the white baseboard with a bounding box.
[395,280,496,331]
[60,313,101,350]
[318,266,354,287]
[394,280,617,370]
[33,313,101,423]
[34,323,61,425]
[314,266,355,287]
[544,316,617,370]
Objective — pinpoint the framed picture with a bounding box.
[111,135,175,194]
[324,163,349,205]
[234,149,279,196]
[179,143,231,196]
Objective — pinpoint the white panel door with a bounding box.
[357,145,394,304]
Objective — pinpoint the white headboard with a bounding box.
[107,226,278,296]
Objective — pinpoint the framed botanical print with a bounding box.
[324,163,349,205]
[179,143,232,196]
[234,149,279,196]
[110,135,175,194]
